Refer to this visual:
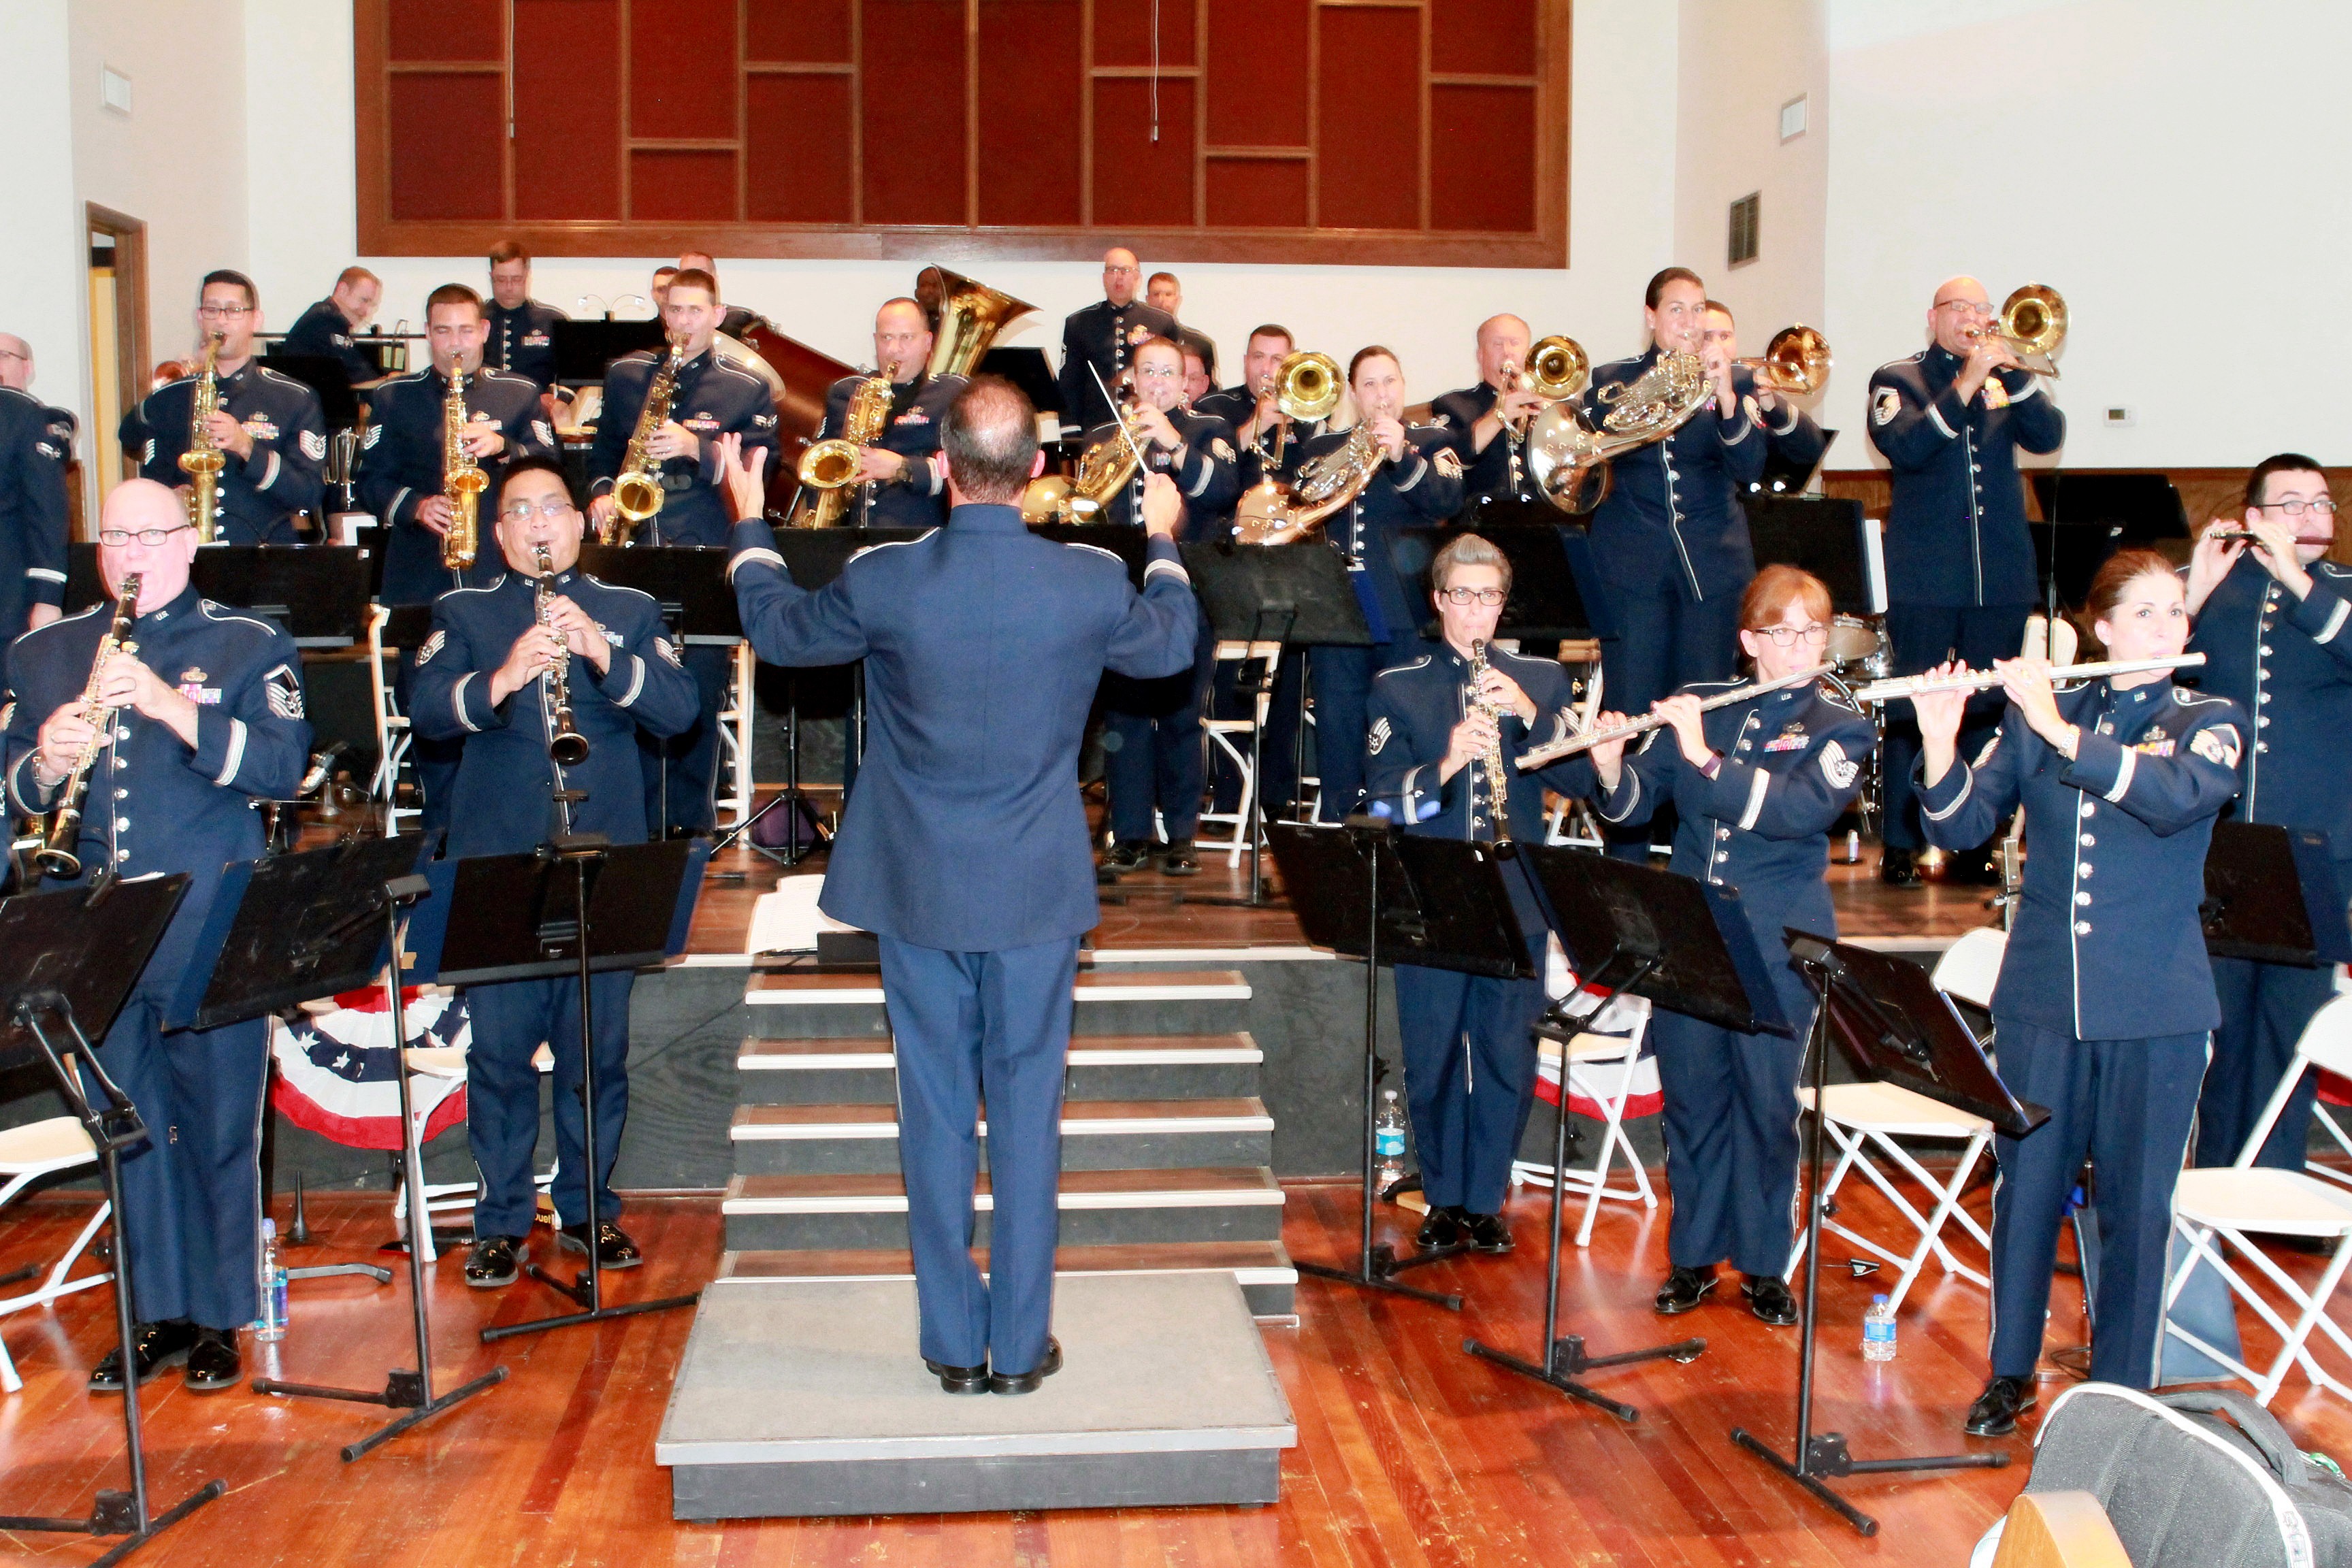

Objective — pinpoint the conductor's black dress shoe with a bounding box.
[926,1356,990,1395]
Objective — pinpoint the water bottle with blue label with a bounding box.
[1862,1293,1896,1362]
[255,1217,289,1343]
[1373,1090,1407,1197]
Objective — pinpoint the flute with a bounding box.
[1514,662,1835,770]
[1847,653,2204,706]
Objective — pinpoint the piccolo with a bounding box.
[1515,663,1835,770]
[1847,653,2204,706]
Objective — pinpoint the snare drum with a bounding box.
[1827,613,1891,677]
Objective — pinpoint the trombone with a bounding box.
[1501,335,1589,432]
[1969,284,2067,377]
[1232,350,1345,545]
[1736,325,1832,397]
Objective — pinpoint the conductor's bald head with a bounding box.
[941,376,1043,505]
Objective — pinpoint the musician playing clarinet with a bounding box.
[1910,551,2244,1434]
[1588,566,1874,1328]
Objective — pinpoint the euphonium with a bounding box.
[535,544,590,767]
[441,366,485,571]
[1234,350,1345,544]
[792,360,897,529]
[1970,284,2067,378]
[181,333,226,544]
[1524,350,1712,516]
[1467,639,1514,843]
[35,576,142,879]
[607,336,686,542]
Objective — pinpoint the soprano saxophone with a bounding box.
[606,336,686,543]
[35,576,143,879]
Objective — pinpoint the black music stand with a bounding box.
[2203,821,2352,966]
[1731,932,2045,1535]
[0,877,227,1565]
[552,320,667,390]
[1754,427,1839,495]
[416,838,702,1341]
[1269,820,1533,1311]
[65,544,374,649]
[1746,496,1874,618]
[261,353,362,434]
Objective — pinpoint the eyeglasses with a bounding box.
[1754,623,1831,647]
[97,524,194,547]
[2257,498,2339,517]
[1934,299,1993,317]
[1440,587,1507,607]
[197,303,253,319]
[501,497,578,523]
[1134,363,1181,380]
[0,348,27,363]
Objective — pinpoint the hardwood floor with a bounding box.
[5,1172,2347,1565]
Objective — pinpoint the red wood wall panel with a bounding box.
[387,0,502,61]
[1316,7,1420,231]
[860,0,967,225]
[1431,86,1534,233]
[514,0,621,220]
[630,0,739,140]
[1092,76,1195,231]
[1094,1,1196,67]
[1207,158,1309,229]
[747,0,851,63]
[630,150,740,220]
[747,74,854,223]
[1203,0,1309,147]
[978,1,1083,227]
[387,73,504,219]
[1431,0,1537,77]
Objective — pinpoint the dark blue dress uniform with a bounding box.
[1366,644,1596,1215]
[280,297,382,387]
[1056,299,1175,434]
[1918,676,2243,1389]
[1286,425,1466,820]
[589,346,779,833]
[4,587,309,1331]
[1596,678,1875,1279]
[2189,555,2352,1169]
[727,503,1198,1377]
[408,568,699,1241]
[1428,382,1538,506]
[1752,395,1829,478]
[1093,412,1239,849]
[1581,351,1767,715]
[484,297,569,398]
[355,366,560,607]
[0,387,70,693]
[806,371,964,530]
[1192,386,1324,495]
[1868,348,2066,853]
[120,363,326,545]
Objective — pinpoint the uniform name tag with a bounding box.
[893,410,930,426]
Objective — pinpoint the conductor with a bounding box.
[722,378,1200,1394]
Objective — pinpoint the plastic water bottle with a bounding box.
[1373,1091,1407,1196]
[1862,1292,1896,1362]
[255,1218,289,1343]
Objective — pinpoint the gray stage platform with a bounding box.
[657,1271,1296,1518]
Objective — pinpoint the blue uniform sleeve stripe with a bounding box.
[453,672,483,732]
[1919,761,1973,821]
[1925,402,1957,440]
[611,653,646,708]
[2103,745,2136,803]
[1736,766,1769,830]
[728,548,785,581]
[1143,557,1189,588]
[213,719,248,787]
[26,568,65,584]
[1597,767,1642,822]
[2317,598,2350,646]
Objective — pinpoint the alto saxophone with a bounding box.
[35,575,143,879]
[536,545,590,766]
[1468,639,1513,844]
[181,333,226,544]
[606,336,686,543]
[442,366,485,571]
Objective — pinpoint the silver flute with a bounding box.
[1847,653,2204,706]
[1515,662,1835,770]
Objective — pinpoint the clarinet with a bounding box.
[35,576,143,879]
[536,546,591,766]
[1468,639,1515,843]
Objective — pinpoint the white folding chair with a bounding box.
[0,1118,114,1394]
[715,641,756,831]
[2166,994,2352,1406]
[1196,640,1284,866]
[366,604,421,832]
[1512,994,1661,1246]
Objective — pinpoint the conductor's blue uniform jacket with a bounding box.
[588,347,780,547]
[120,363,327,545]
[0,386,69,691]
[805,371,965,530]
[355,365,559,606]
[5,586,310,1330]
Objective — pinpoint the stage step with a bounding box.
[735,1031,1265,1103]
[718,1240,1298,1318]
[740,968,1253,1041]
[730,1098,1275,1175]
[659,1273,1295,1518]
[722,1166,1286,1252]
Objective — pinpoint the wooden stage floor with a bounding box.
[7,1176,2350,1565]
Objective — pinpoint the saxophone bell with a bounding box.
[610,336,688,538]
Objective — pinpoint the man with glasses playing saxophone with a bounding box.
[409,457,698,1288]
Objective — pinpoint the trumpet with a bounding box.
[1967,284,2067,378]
[1736,325,1831,397]
[1847,653,2202,706]
[1515,662,1835,770]
[535,545,591,767]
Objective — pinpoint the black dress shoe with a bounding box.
[1654,1266,1717,1316]
[88,1319,197,1393]
[1416,1205,1466,1251]
[1462,1211,1514,1254]
[1879,846,1921,887]
[558,1220,642,1269]
[1104,839,1154,873]
[465,1235,526,1288]
[185,1326,242,1392]
[1743,1274,1799,1326]
[1160,839,1201,877]
[990,1337,1063,1395]
[1964,1374,2038,1437]
[926,1356,990,1395]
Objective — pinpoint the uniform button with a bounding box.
[2259,691,2272,704]
[2260,644,2273,655]
[115,849,129,864]
[114,817,129,831]
[2076,889,2092,905]
[2080,801,2095,818]
[116,728,129,741]
[2257,742,2270,753]
[114,788,127,800]
[2259,715,2272,727]
[2075,920,2092,935]
[2078,864,2093,877]
[1717,827,1730,840]
[1715,851,1729,863]
[1736,742,1750,753]
[2080,834,2095,847]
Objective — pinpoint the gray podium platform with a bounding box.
[657,1271,1297,1518]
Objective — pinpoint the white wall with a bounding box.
[0,1,88,448]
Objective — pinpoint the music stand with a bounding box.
[2203,821,2352,966]
[552,320,667,389]
[260,353,361,433]
[1754,426,1839,495]
[1746,496,1874,618]
[0,877,228,1563]
[1269,820,1533,1311]
[1729,931,2044,1535]
[66,544,374,649]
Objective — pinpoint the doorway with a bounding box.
[85,204,148,528]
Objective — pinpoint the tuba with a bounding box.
[606,336,686,542]
[1525,350,1713,514]
[35,576,142,880]
[1235,350,1348,544]
[181,333,226,544]
[791,361,898,528]
[915,265,1038,380]
[1972,284,2066,377]
[441,366,485,571]
[1738,324,1832,397]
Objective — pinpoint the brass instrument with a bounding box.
[1525,350,1713,516]
[1504,336,1590,431]
[535,545,590,766]
[792,361,898,529]
[1516,662,1834,770]
[1235,350,1345,544]
[1467,640,1514,843]
[915,265,1038,380]
[181,333,226,543]
[1848,653,2201,706]
[441,367,485,571]
[1737,325,1832,397]
[607,336,687,542]
[35,576,142,879]
[1970,284,2067,377]
[1022,394,1156,526]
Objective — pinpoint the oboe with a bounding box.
[535,545,591,766]
[1847,653,2204,706]
[1514,662,1834,770]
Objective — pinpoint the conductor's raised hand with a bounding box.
[1138,470,1182,539]
[715,431,768,523]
